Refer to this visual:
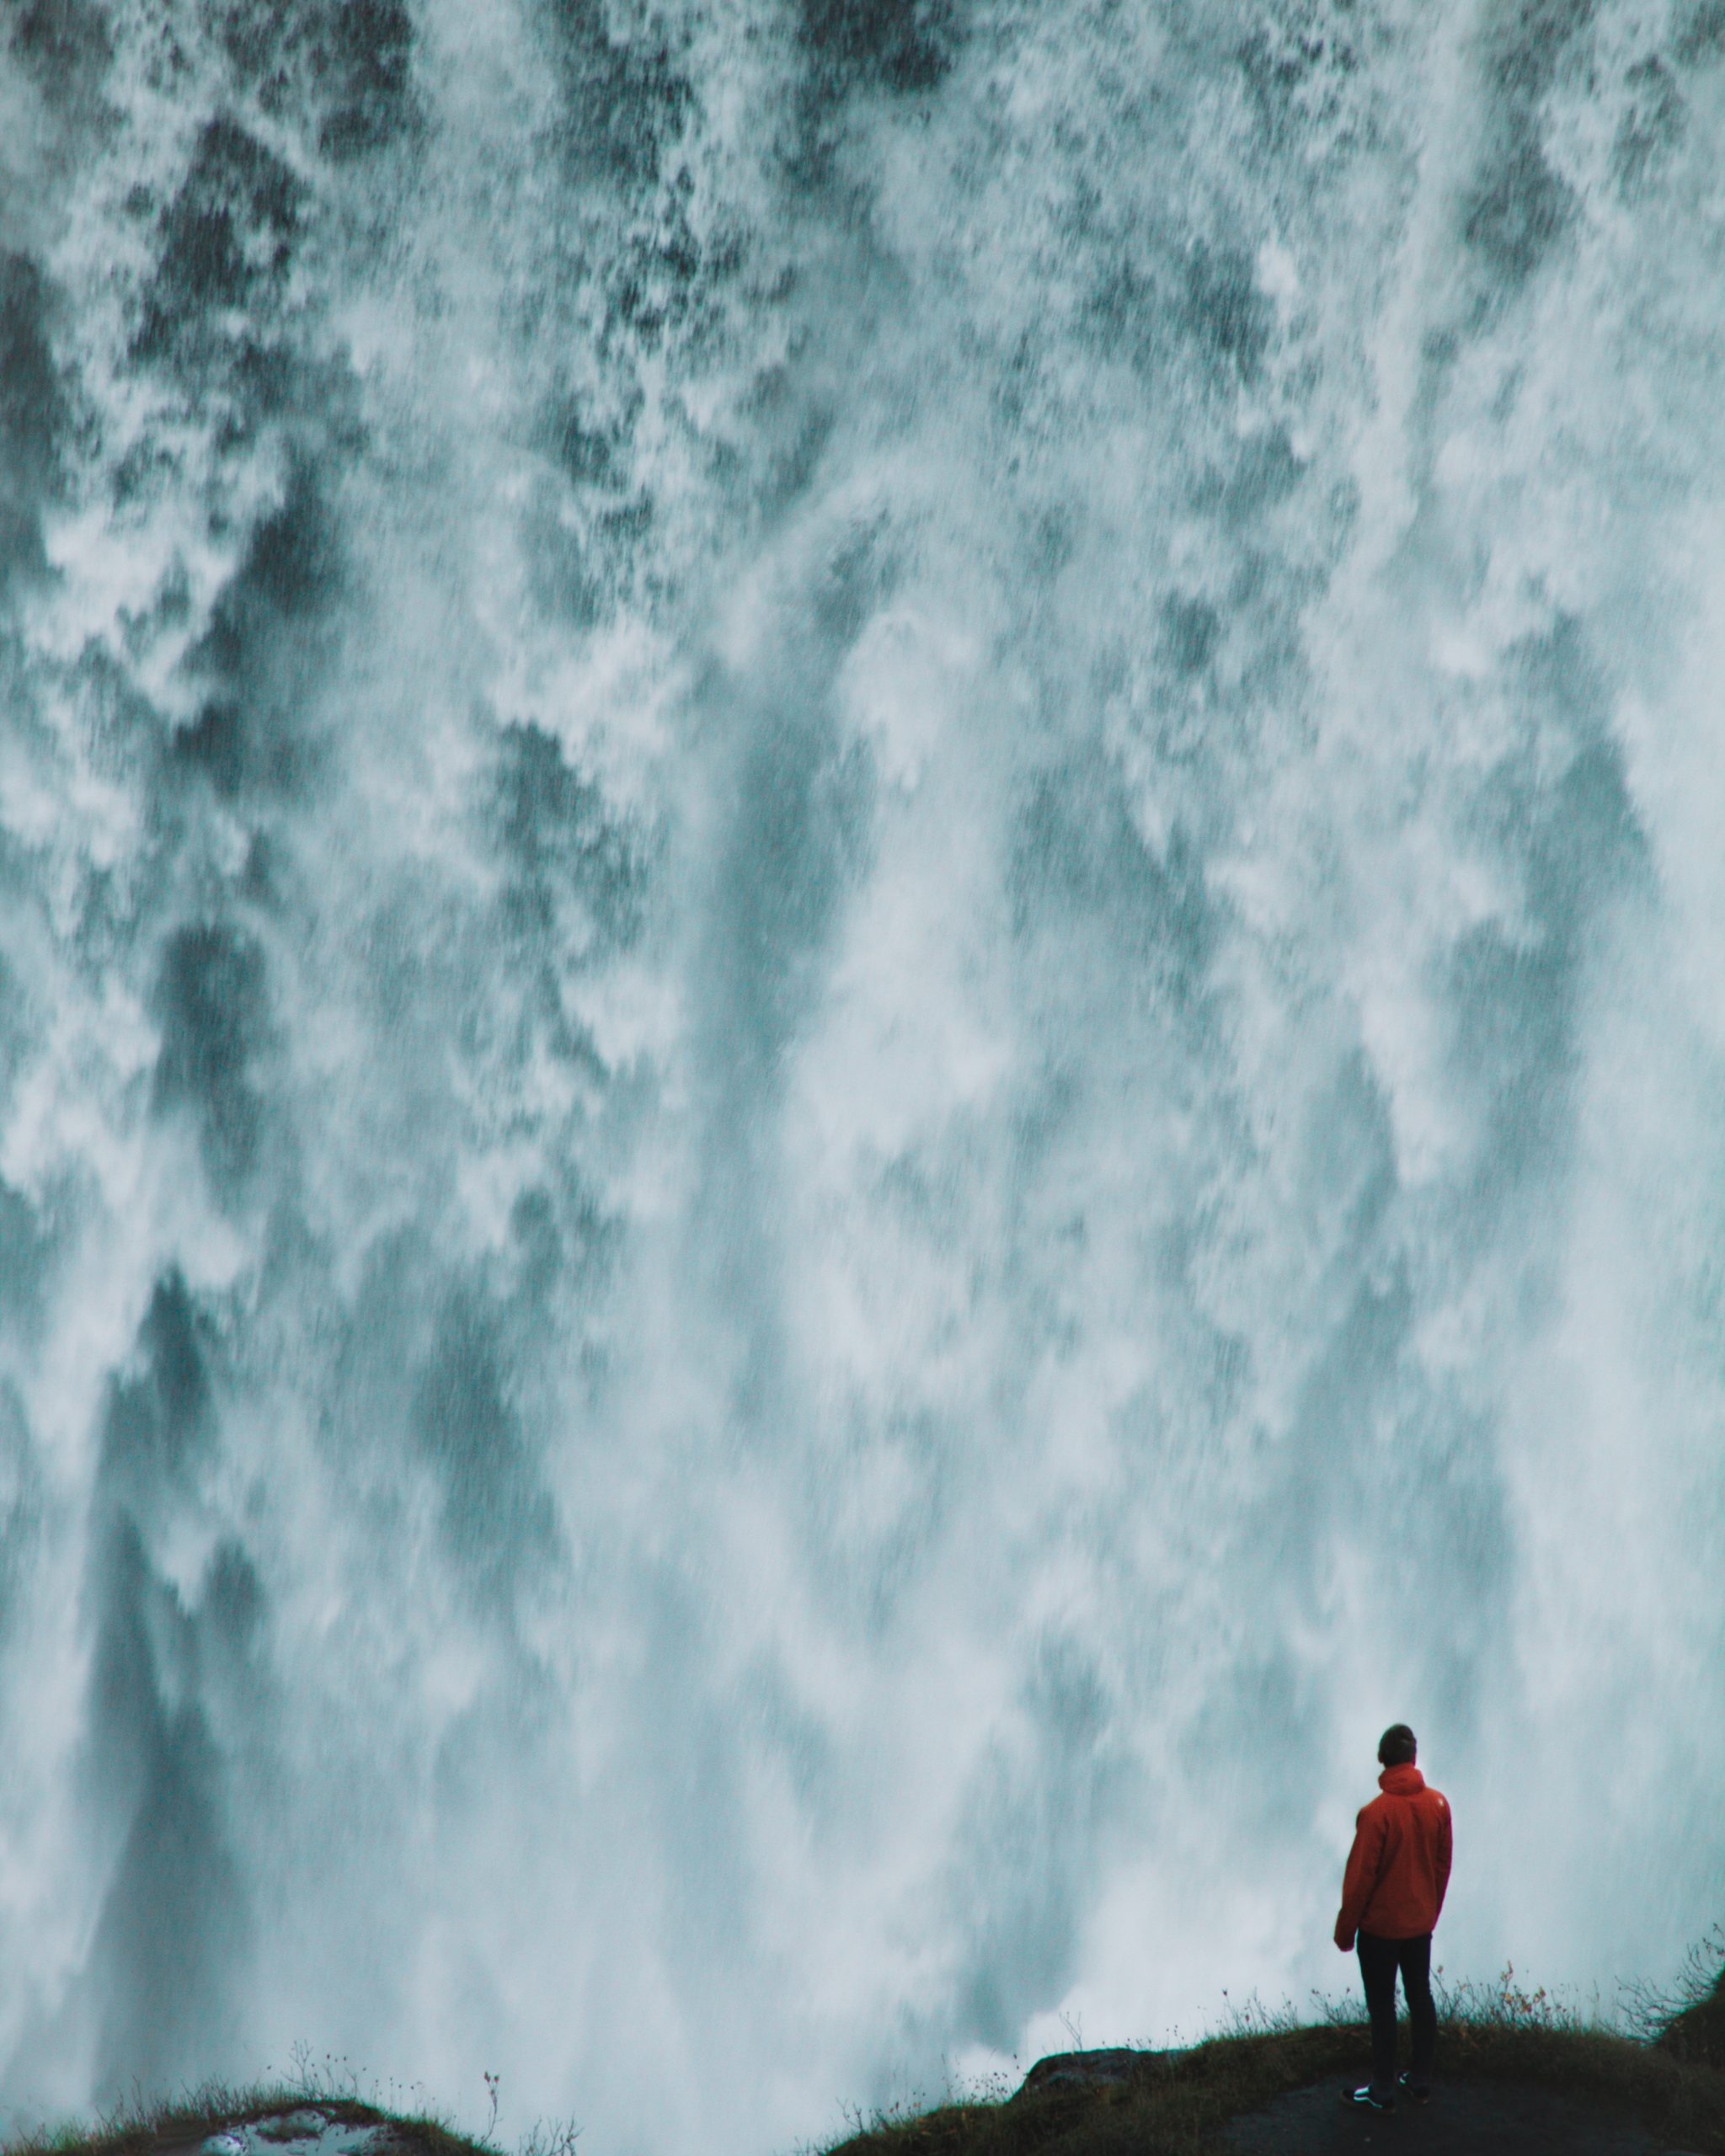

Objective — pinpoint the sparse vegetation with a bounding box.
[813,1953,1725,2156]
[1628,1924,1725,2072]
[0,2070,494,2156]
[514,2122,582,2156]
[0,2041,584,2156]
[3,1956,1722,2156]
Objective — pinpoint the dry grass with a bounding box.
[0,2079,498,2156]
[0,2043,585,2156]
[1645,1926,1725,2073]
[6,1961,1724,2156]
[814,1972,1725,2156]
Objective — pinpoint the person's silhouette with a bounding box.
[1333,1723,1452,2111]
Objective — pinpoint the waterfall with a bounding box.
[3,3,1722,2150]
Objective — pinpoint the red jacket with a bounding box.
[1334,1764,1452,1946]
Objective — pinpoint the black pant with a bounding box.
[1357,1929,1436,2095]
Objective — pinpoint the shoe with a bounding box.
[1397,2073,1431,2105]
[1341,2086,1394,2111]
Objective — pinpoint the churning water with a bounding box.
[2,0,1723,2148]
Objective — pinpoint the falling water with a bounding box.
[3,1,1723,2150]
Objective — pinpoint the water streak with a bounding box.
[3,3,1724,2151]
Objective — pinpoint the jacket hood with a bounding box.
[1379,1763,1425,1795]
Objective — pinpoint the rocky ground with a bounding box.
[826,2021,1725,2156]
[7,1988,1724,2156]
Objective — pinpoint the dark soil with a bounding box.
[821,2021,1725,2156]
[1220,2076,1688,2155]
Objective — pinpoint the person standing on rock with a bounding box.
[1333,1722,1452,2112]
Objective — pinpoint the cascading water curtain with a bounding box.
[2,1,1723,2150]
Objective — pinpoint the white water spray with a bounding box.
[2,3,1723,2153]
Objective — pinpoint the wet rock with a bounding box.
[1015,2047,1178,2097]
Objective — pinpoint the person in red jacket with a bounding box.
[1333,1723,1452,2111]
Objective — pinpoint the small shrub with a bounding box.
[1631,1926,1725,2069]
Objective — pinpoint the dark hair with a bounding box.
[1378,1723,1417,1767]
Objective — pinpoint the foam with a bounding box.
[203,2112,383,2156]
